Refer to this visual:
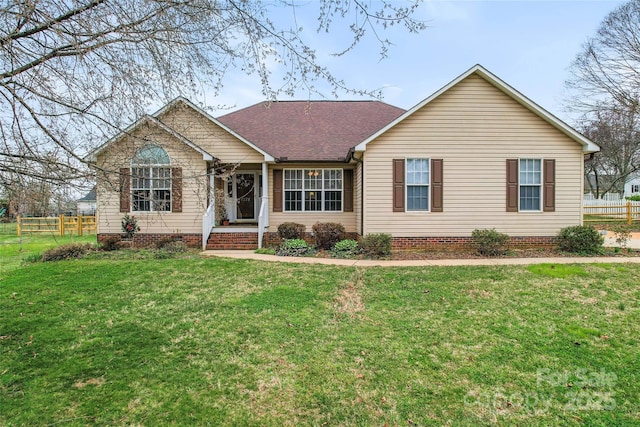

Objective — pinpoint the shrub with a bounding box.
[625,195,640,201]
[23,253,43,264]
[557,225,604,254]
[471,228,509,256]
[331,239,360,258]
[255,247,276,255]
[100,235,121,251]
[312,222,345,250]
[611,224,632,251]
[276,239,314,257]
[42,243,94,262]
[121,214,140,239]
[361,233,392,257]
[161,241,188,253]
[155,237,180,249]
[278,222,306,240]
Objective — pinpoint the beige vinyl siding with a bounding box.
[363,74,583,237]
[96,123,208,234]
[158,104,265,163]
[268,164,357,233]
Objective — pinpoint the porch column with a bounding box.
[261,162,269,227]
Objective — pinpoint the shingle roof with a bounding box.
[77,186,96,202]
[217,101,406,162]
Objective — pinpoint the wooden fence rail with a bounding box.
[16,215,97,236]
[583,201,640,224]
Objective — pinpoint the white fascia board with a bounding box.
[354,64,600,154]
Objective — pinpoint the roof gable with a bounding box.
[217,101,405,162]
[354,64,600,153]
[155,97,275,162]
[86,114,214,162]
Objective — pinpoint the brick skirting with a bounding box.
[391,236,557,251]
[98,232,557,251]
[98,233,201,248]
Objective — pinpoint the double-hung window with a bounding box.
[284,169,343,211]
[131,145,172,212]
[519,158,541,211]
[406,158,430,211]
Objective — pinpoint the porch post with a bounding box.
[210,173,216,226]
[262,162,269,227]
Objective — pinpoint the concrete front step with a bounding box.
[206,231,259,250]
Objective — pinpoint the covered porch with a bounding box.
[202,162,269,249]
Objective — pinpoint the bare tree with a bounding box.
[1,0,427,186]
[566,0,640,198]
[581,104,640,198]
[566,0,640,113]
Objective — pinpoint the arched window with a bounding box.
[131,145,172,212]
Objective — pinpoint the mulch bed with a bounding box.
[316,248,640,261]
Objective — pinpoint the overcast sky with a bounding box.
[203,0,626,124]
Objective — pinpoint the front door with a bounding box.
[235,173,256,221]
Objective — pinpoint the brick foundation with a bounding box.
[98,232,558,251]
[98,233,201,249]
[391,236,557,251]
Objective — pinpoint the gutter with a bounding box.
[350,150,364,236]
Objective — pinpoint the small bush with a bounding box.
[471,228,509,256]
[611,224,632,251]
[23,253,43,264]
[100,235,121,251]
[155,237,180,249]
[255,247,276,255]
[153,241,188,259]
[312,222,345,250]
[42,243,94,262]
[161,241,188,253]
[557,225,604,254]
[276,239,314,257]
[625,195,640,201]
[361,233,392,257]
[331,239,360,258]
[278,222,306,240]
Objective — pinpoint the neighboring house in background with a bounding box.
[583,173,623,200]
[624,173,640,198]
[77,186,97,215]
[87,65,599,250]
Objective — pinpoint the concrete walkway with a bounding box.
[202,250,640,267]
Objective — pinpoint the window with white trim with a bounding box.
[131,145,171,212]
[632,184,640,194]
[406,158,430,211]
[519,158,541,211]
[284,169,343,211]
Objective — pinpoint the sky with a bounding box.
[202,0,627,125]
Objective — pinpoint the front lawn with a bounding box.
[0,222,96,273]
[1,255,638,425]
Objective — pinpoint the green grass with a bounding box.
[1,250,639,425]
[0,222,96,273]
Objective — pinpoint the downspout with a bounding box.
[349,149,364,236]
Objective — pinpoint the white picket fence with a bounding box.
[583,199,640,224]
[583,193,622,202]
